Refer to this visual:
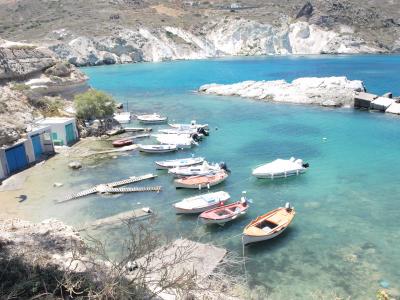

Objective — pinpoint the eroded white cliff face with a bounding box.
[199,77,366,107]
[46,19,384,66]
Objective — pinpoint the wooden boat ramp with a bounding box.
[58,173,161,203]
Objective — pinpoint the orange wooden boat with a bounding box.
[199,200,249,225]
[112,138,133,147]
[174,171,228,189]
[242,203,295,245]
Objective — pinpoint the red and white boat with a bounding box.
[173,191,230,214]
[174,171,228,189]
[112,138,133,147]
[199,197,249,225]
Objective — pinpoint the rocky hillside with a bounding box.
[0,0,399,66]
[0,39,88,146]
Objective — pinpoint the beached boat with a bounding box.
[199,193,250,225]
[114,112,131,124]
[173,191,230,214]
[174,171,228,189]
[169,120,209,130]
[155,157,205,169]
[252,157,309,179]
[154,134,199,149]
[138,144,177,153]
[112,138,133,147]
[242,203,295,245]
[168,161,228,177]
[137,113,168,124]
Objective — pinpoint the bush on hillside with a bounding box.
[74,89,116,120]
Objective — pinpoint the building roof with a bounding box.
[36,117,76,125]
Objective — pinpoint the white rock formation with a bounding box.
[46,19,383,66]
[199,77,366,107]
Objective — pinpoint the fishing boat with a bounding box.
[112,138,133,147]
[173,191,230,214]
[242,203,295,245]
[199,192,250,225]
[114,112,131,124]
[158,127,209,137]
[138,144,177,153]
[154,134,199,149]
[168,161,228,177]
[137,113,168,124]
[252,157,309,179]
[169,120,209,130]
[154,157,205,169]
[174,170,228,189]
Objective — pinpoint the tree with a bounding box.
[74,89,116,120]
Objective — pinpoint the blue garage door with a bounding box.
[5,144,28,174]
[65,123,76,145]
[31,134,43,159]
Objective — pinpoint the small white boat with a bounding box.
[155,134,198,149]
[168,161,228,177]
[137,113,168,124]
[114,112,131,124]
[138,144,177,153]
[155,157,205,169]
[252,157,309,179]
[173,191,230,214]
[158,127,209,137]
[169,120,209,130]
[242,203,295,245]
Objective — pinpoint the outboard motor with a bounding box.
[190,133,201,142]
[197,127,209,136]
[285,202,293,212]
[302,162,310,168]
[219,162,231,173]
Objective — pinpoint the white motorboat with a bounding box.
[154,157,205,169]
[252,157,309,179]
[168,161,228,177]
[173,191,230,214]
[138,144,177,153]
[137,113,168,124]
[154,134,198,149]
[158,127,209,137]
[114,112,131,124]
[169,120,209,130]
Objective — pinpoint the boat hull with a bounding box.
[174,202,225,214]
[252,170,306,179]
[155,158,204,170]
[242,227,288,245]
[138,145,177,153]
[174,175,227,189]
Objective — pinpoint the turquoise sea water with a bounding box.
[9,55,400,299]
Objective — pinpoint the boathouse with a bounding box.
[26,125,55,161]
[36,117,79,146]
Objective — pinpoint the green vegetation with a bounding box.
[10,83,30,91]
[74,89,116,120]
[35,97,65,117]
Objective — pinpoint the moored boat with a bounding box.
[138,144,177,153]
[114,112,131,124]
[174,170,228,189]
[168,161,228,177]
[169,120,209,130]
[173,191,230,214]
[137,113,168,124]
[112,138,133,147]
[252,157,309,179]
[199,193,250,225]
[154,157,205,169]
[242,203,295,245]
[155,134,199,149]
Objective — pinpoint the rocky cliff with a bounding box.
[0,39,89,146]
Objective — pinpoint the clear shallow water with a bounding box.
[4,55,400,299]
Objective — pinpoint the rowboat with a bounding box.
[138,144,177,153]
[199,193,249,225]
[112,138,133,147]
[137,113,168,124]
[168,161,228,177]
[174,171,228,189]
[173,191,230,214]
[242,203,295,245]
[252,157,309,179]
[169,120,209,130]
[154,157,205,169]
[114,112,131,124]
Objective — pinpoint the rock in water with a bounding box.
[68,161,82,170]
[199,77,365,107]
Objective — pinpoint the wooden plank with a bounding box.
[78,208,153,230]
